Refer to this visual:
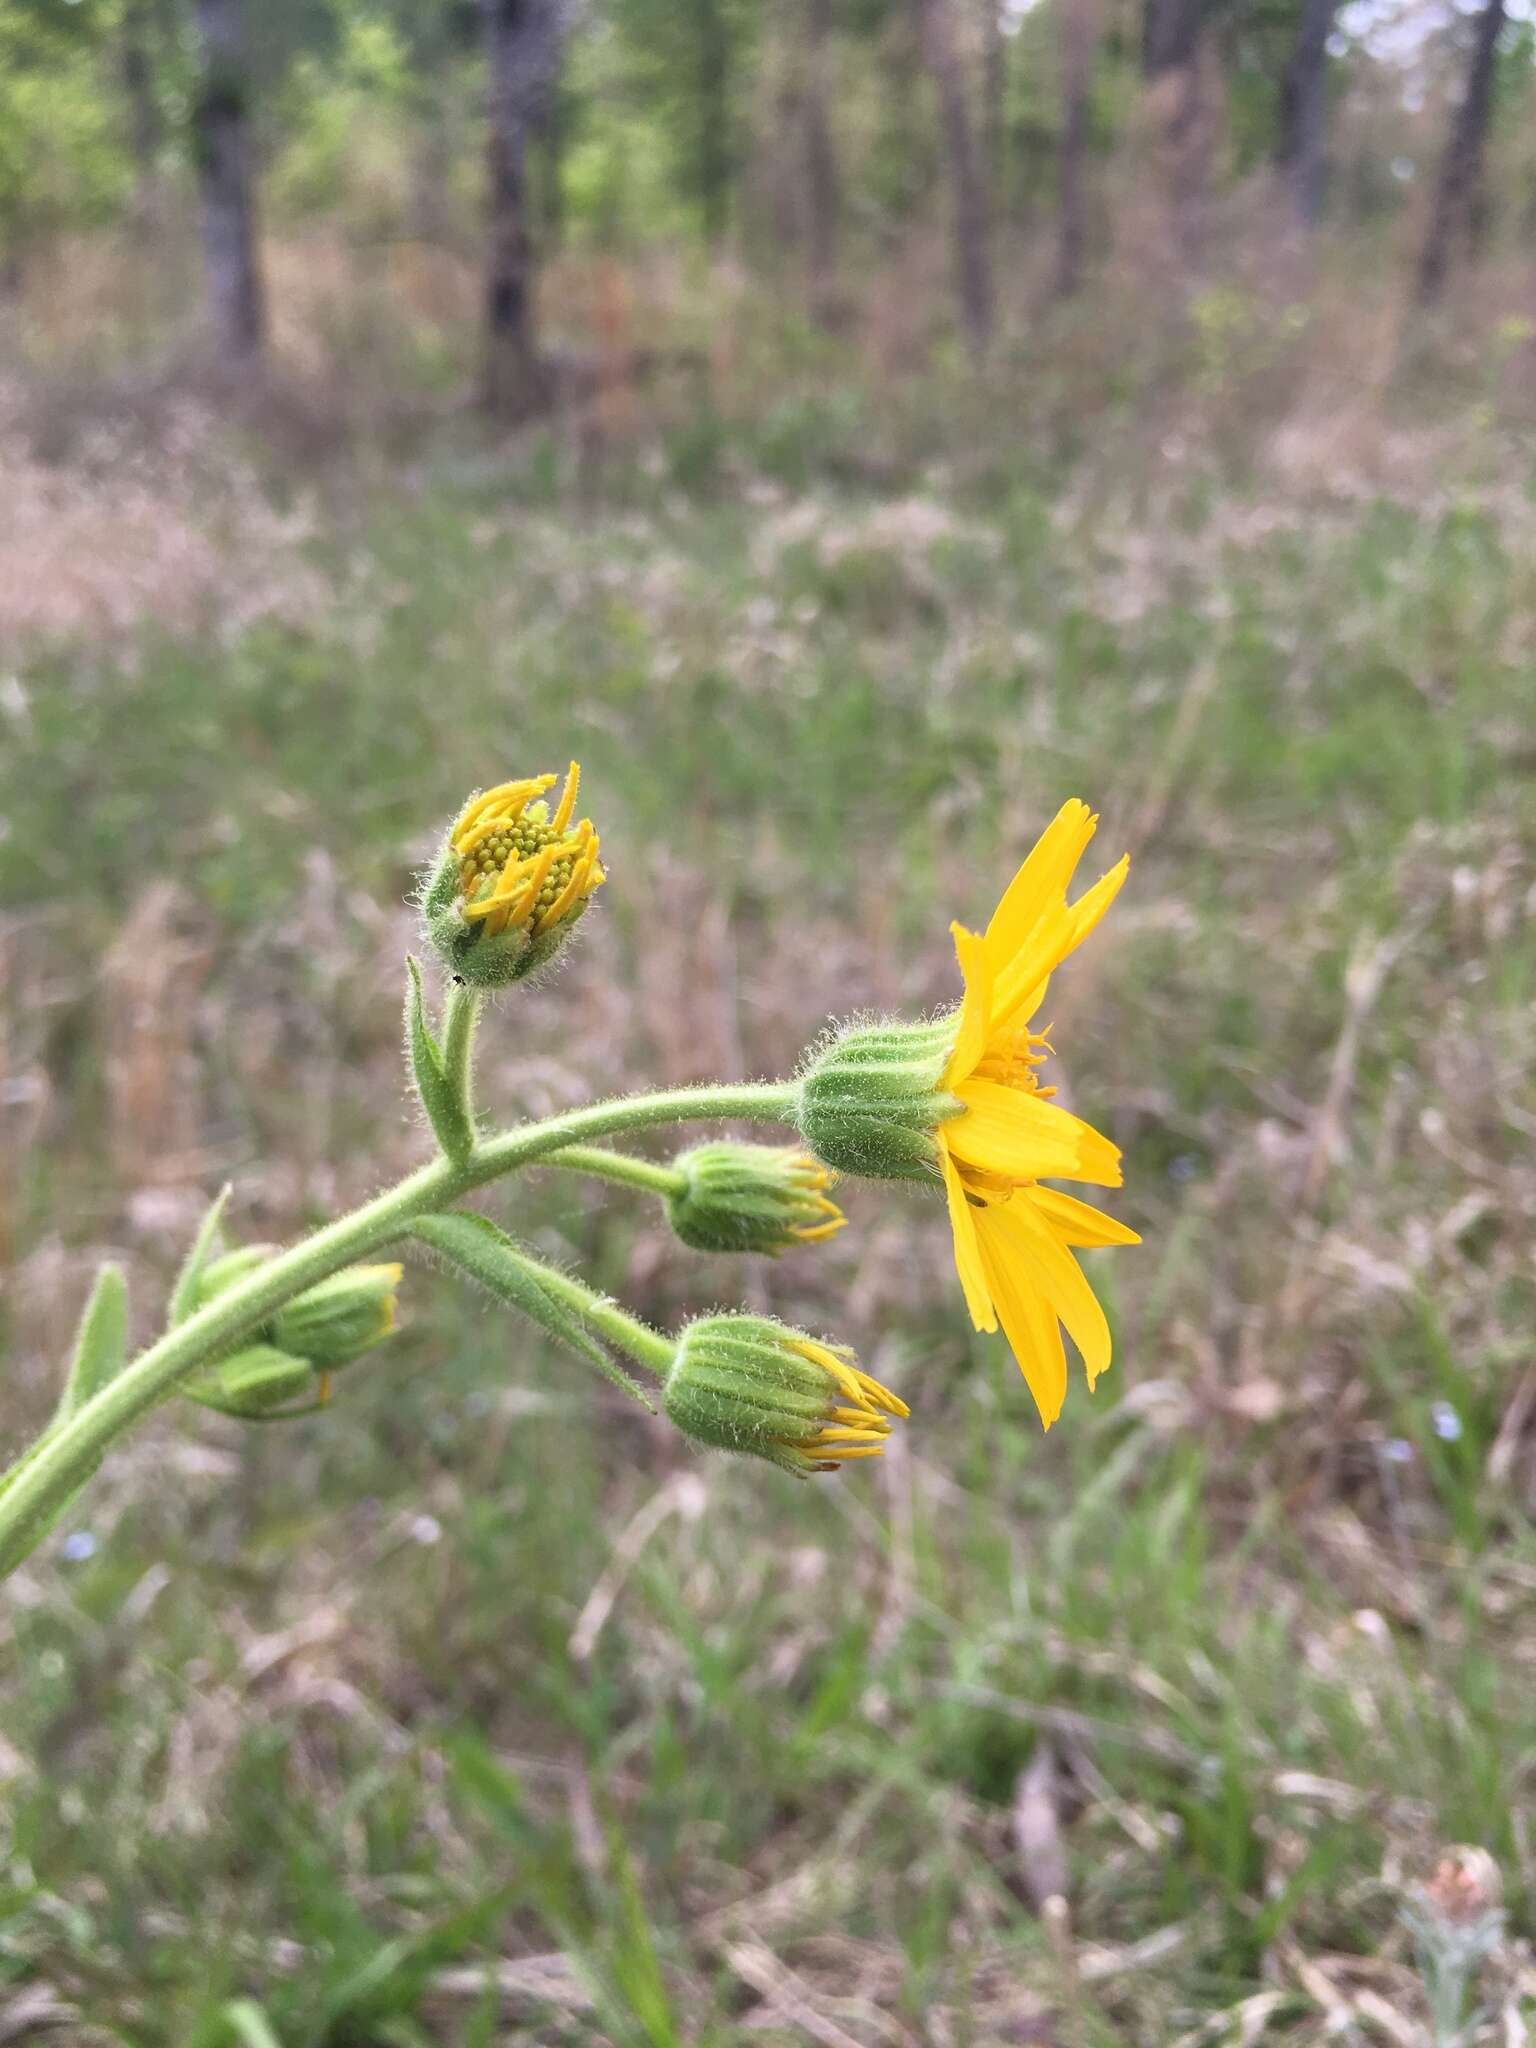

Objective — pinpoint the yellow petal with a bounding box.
[946,1077,1121,1186]
[1027,1185,1141,1248]
[993,854,1130,1026]
[945,922,993,1087]
[550,760,581,834]
[940,1145,996,1331]
[987,1194,1114,1388]
[983,800,1097,975]
[453,776,553,844]
[974,1205,1069,1427]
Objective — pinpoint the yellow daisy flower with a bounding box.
[939,800,1139,1428]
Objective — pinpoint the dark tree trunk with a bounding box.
[1276,0,1339,227]
[804,0,839,319]
[122,2,162,204]
[483,0,563,415]
[1055,0,1098,295]
[1140,0,1215,269]
[1142,0,1203,77]
[694,0,733,248]
[920,0,994,356]
[192,0,266,362]
[983,1,1007,197]
[1416,0,1507,304]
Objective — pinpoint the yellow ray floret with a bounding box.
[938,800,1139,1430]
[786,1154,848,1243]
[787,1338,908,1471]
[450,762,606,940]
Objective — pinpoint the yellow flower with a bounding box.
[451,761,604,940]
[939,800,1139,1428]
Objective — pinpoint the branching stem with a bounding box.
[0,1078,797,1579]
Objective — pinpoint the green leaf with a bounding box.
[56,1263,129,1422]
[168,1184,232,1327]
[217,2002,286,2048]
[411,1213,653,1409]
[406,955,474,1165]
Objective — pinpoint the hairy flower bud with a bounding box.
[665,1143,846,1255]
[182,1343,320,1420]
[795,1018,963,1182]
[422,761,605,989]
[662,1314,907,1476]
[270,1263,403,1368]
[180,1257,403,1420]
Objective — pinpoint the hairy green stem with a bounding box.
[495,1244,675,1377]
[441,983,480,1130]
[539,1145,685,1199]
[0,1079,796,1579]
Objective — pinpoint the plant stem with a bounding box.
[496,1243,675,1377]
[539,1145,685,1199]
[0,1079,797,1579]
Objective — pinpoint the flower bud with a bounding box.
[422,761,605,989]
[182,1343,320,1420]
[662,1314,907,1476]
[270,1262,403,1368]
[795,1018,962,1182]
[665,1143,846,1255]
[180,1258,403,1420]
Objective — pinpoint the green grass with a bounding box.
[3,377,1536,2043]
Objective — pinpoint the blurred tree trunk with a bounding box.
[1416,0,1507,304]
[122,2,162,207]
[695,0,733,247]
[483,0,563,416]
[1276,0,1338,227]
[192,0,266,363]
[1140,0,1216,269]
[919,0,994,356]
[803,0,839,321]
[1055,0,1099,294]
[983,3,1008,198]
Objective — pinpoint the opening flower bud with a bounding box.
[421,762,605,988]
[662,1314,907,1476]
[665,1143,846,1255]
[795,1018,963,1181]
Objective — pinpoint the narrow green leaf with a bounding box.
[56,1264,129,1422]
[218,2001,286,2048]
[406,955,474,1165]
[411,1213,653,1408]
[168,1184,232,1327]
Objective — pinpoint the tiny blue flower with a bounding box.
[1430,1400,1463,1443]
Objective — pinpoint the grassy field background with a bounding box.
[3,276,1536,2044]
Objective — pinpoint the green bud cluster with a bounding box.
[662,1314,906,1476]
[795,1018,963,1182]
[181,1256,402,1421]
[664,1143,845,1256]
